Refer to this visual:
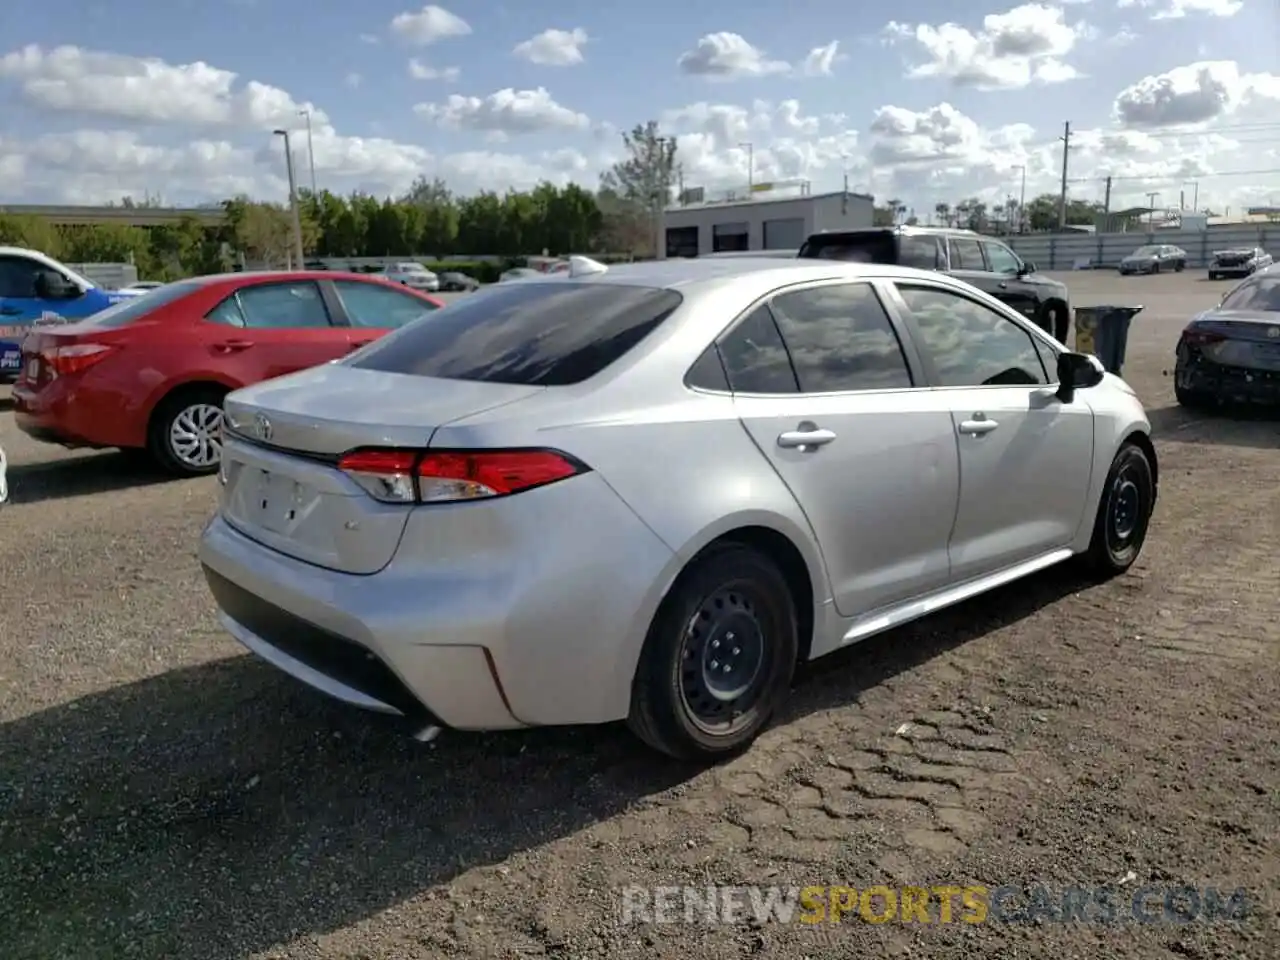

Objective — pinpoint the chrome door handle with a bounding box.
[958,417,999,436]
[777,428,836,449]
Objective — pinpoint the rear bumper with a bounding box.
[1176,356,1280,404]
[1209,264,1252,275]
[12,377,144,449]
[197,471,677,730]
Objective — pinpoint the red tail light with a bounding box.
[44,343,116,377]
[337,448,587,504]
[1181,329,1225,348]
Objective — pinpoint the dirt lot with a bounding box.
[1,271,1277,960]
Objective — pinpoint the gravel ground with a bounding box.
[1,270,1277,959]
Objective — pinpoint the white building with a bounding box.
[660,189,875,258]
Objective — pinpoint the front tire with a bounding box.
[628,543,798,761]
[1081,442,1155,580]
[1175,260,1185,272]
[148,386,226,477]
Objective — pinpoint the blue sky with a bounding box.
[1,0,1278,213]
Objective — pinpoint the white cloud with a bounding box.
[0,44,326,132]
[883,4,1088,90]
[408,59,460,81]
[1113,60,1280,128]
[345,72,362,89]
[359,33,380,45]
[799,41,842,77]
[389,5,472,45]
[414,87,590,134]
[1117,0,1243,20]
[676,33,791,79]
[513,28,589,66]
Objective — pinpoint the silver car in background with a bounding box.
[1208,247,1273,281]
[199,259,1158,760]
[379,262,440,292]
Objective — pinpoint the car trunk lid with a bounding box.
[1191,311,1280,372]
[219,364,545,574]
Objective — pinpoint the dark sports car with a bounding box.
[1175,267,1280,408]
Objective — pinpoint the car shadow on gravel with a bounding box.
[1147,403,1280,448]
[5,451,174,504]
[0,564,1088,960]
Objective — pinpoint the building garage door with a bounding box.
[763,217,805,250]
[712,222,749,253]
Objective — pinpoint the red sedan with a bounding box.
[12,270,443,476]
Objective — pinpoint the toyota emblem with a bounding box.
[253,413,272,441]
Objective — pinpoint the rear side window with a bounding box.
[334,280,439,329]
[78,281,203,329]
[948,238,985,270]
[717,306,799,394]
[348,282,683,386]
[900,236,943,269]
[769,284,914,392]
[216,282,331,329]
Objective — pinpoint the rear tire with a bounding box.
[1208,272,1218,281]
[1175,260,1185,272]
[628,543,798,761]
[148,386,227,477]
[1081,442,1154,580]
[1175,383,1213,410]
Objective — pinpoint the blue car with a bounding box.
[0,246,146,381]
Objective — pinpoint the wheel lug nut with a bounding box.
[711,639,719,649]
[726,632,735,641]
[732,647,740,655]
[710,660,719,669]
[723,664,731,673]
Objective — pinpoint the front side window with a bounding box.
[895,284,1048,387]
[334,280,439,329]
[768,283,914,393]
[231,282,331,329]
[981,241,1022,275]
[349,281,683,386]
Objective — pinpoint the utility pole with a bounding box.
[273,129,306,268]
[1013,164,1027,233]
[1057,121,1071,230]
[1103,176,1112,215]
[1145,191,1160,227]
[653,136,676,258]
[298,109,317,196]
[739,141,754,191]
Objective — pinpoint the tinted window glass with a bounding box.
[948,238,985,270]
[769,284,913,392]
[981,241,1022,275]
[335,280,439,329]
[206,296,246,327]
[1220,275,1280,312]
[686,344,730,391]
[235,282,330,329]
[0,256,41,298]
[900,236,942,269]
[349,282,683,386]
[896,285,1047,387]
[718,306,799,394]
[80,281,204,329]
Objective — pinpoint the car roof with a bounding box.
[504,257,959,294]
[178,270,416,287]
[806,226,983,238]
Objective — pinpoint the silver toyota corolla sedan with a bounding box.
[199,258,1158,760]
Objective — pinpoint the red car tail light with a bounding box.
[1181,329,1226,348]
[337,448,587,504]
[45,343,117,377]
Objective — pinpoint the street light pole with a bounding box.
[298,109,318,196]
[273,129,306,268]
[1014,164,1027,233]
[1145,191,1160,227]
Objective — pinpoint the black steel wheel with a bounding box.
[1082,442,1155,579]
[629,542,798,761]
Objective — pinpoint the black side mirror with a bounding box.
[1019,260,1037,275]
[1056,351,1105,403]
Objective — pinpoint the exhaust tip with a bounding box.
[412,724,442,743]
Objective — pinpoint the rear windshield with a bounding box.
[348,281,684,386]
[78,281,202,329]
[1220,275,1280,312]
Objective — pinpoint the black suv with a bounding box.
[797,226,1072,341]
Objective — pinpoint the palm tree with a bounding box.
[934,202,951,227]
[887,198,906,224]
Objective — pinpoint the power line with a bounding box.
[1068,166,1280,184]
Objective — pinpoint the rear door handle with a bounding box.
[958,416,999,436]
[777,428,836,450]
[213,339,253,353]
[997,281,1008,289]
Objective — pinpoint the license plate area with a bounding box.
[250,467,311,534]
